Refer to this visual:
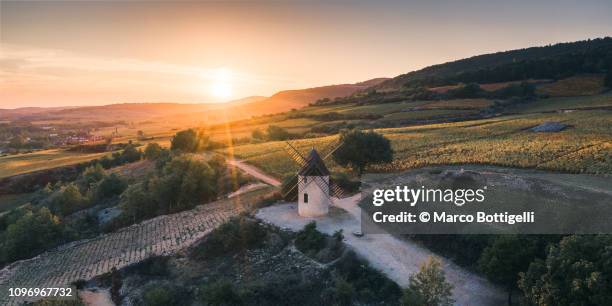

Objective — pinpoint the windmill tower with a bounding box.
[297,149,330,217]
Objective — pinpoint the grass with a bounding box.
[0,149,108,179]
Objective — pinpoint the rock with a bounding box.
[530,121,567,132]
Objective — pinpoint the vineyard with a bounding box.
[229,110,612,177]
[0,188,272,305]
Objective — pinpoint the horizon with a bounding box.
[2,0,611,108]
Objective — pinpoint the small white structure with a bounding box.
[298,149,331,217]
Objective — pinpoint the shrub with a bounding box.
[142,283,187,306]
[0,207,64,264]
[129,256,170,276]
[403,257,454,306]
[266,125,292,140]
[295,221,326,255]
[199,280,242,306]
[144,143,162,160]
[192,216,267,259]
[333,251,402,304]
[94,173,127,200]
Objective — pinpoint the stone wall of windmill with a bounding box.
[298,174,329,217]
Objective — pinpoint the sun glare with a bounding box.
[208,67,233,100]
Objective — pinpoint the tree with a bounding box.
[333,130,393,175]
[137,130,145,139]
[266,125,292,140]
[45,183,88,216]
[120,144,142,163]
[519,235,612,306]
[1,207,63,263]
[95,173,127,200]
[171,129,199,152]
[159,155,217,211]
[478,236,537,305]
[120,182,157,221]
[251,128,265,140]
[80,163,106,188]
[144,143,162,160]
[402,257,454,306]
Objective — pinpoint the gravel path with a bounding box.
[256,195,506,306]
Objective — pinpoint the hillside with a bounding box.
[231,78,389,116]
[0,79,387,124]
[371,37,612,92]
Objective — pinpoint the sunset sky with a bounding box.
[1,0,611,108]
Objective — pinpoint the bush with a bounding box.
[403,257,454,306]
[94,173,127,200]
[199,280,242,306]
[266,125,292,140]
[142,283,187,306]
[191,216,267,259]
[144,143,162,160]
[333,250,402,304]
[295,222,326,255]
[171,129,199,152]
[129,256,170,276]
[0,207,64,264]
[45,183,88,216]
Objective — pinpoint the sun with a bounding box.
[208,68,233,99]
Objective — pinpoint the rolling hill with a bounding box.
[0,79,387,124]
[370,37,612,92]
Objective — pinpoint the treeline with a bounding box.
[411,234,612,305]
[287,111,382,121]
[118,153,249,224]
[383,37,612,89]
[0,163,129,264]
[315,81,538,108]
[0,128,251,266]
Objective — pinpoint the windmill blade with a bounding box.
[281,173,301,199]
[283,141,307,166]
[329,181,348,198]
[319,137,342,160]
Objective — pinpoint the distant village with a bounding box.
[0,121,122,154]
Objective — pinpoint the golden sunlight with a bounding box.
[208,67,233,99]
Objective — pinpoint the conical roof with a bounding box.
[298,148,330,176]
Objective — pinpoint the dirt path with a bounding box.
[256,196,506,306]
[228,159,282,187]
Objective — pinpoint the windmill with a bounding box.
[282,138,348,217]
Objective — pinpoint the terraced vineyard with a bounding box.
[230,110,612,177]
[0,189,271,305]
